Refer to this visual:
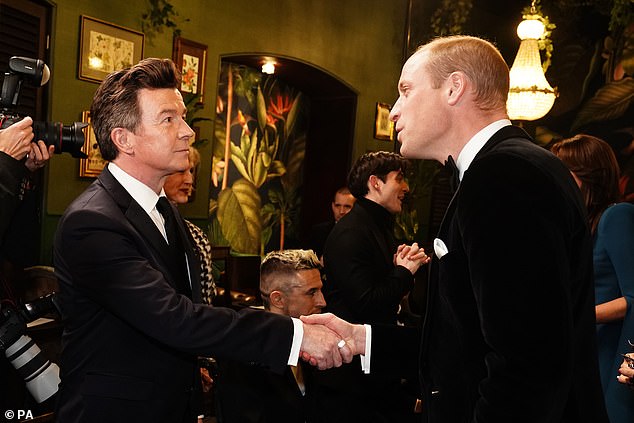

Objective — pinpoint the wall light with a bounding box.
[506,2,557,121]
[262,60,276,75]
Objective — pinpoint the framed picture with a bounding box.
[172,37,208,102]
[78,15,144,83]
[79,111,107,177]
[374,102,394,141]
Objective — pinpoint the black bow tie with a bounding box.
[444,155,460,193]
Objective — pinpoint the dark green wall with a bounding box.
[40,0,409,263]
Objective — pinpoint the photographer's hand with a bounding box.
[25,140,54,172]
[0,116,34,160]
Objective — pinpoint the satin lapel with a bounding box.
[474,125,532,159]
[436,125,531,240]
[436,186,460,241]
[124,204,175,266]
[98,168,185,287]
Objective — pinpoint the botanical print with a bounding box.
[209,63,308,255]
[88,31,134,72]
[181,53,199,94]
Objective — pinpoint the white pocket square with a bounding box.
[433,238,449,259]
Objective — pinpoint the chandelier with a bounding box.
[506,2,557,121]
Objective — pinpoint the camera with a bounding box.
[0,56,87,158]
[0,293,61,403]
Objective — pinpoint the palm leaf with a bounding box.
[571,77,634,131]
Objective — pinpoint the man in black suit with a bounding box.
[53,58,351,423]
[317,151,430,423]
[306,186,355,258]
[303,35,609,423]
[215,249,325,422]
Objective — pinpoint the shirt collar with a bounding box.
[108,162,166,214]
[455,119,511,181]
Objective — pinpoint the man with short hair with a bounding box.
[306,186,355,258]
[53,58,350,423]
[304,35,609,423]
[215,249,325,423]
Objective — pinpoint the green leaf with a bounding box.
[285,92,302,137]
[217,179,262,255]
[246,131,258,176]
[266,160,286,180]
[571,77,634,131]
[252,153,268,188]
[257,86,267,132]
[229,143,250,182]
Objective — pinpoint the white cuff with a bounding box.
[360,324,371,374]
[288,317,303,366]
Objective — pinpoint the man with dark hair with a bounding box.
[53,58,350,423]
[216,249,325,423]
[316,150,429,422]
[306,186,355,258]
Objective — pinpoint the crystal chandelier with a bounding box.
[506,3,557,121]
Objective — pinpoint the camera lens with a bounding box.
[33,121,88,158]
[4,334,60,403]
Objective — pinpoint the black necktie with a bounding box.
[156,197,179,248]
[156,197,191,295]
[444,155,460,193]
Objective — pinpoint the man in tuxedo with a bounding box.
[53,58,350,423]
[304,35,608,423]
[215,249,325,422]
[306,186,355,258]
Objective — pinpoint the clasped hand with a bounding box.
[394,242,431,274]
[299,313,366,370]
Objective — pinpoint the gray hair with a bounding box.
[259,249,322,309]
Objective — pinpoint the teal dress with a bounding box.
[594,202,634,423]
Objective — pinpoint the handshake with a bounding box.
[298,312,366,370]
[297,242,429,370]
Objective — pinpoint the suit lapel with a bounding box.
[437,125,532,240]
[98,168,196,298]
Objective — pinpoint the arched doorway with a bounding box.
[215,54,357,252]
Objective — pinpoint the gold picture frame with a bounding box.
[374,102,394,141]
[172,36,208,103]
[79,111,107,178]
[78,15,144,83]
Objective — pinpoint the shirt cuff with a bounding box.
[288,317,303,366]
[360,324,371,374]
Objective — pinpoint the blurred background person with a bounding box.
[164,146,216,305]
[551,134,634,423]
[306,186,356,259]
[214,249,325,423]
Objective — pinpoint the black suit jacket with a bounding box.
[372,126,608,423]
[323,197,414,325]
[306,219,335,258]
[318,198,418,422]
[54,167,293,423]
[215,359,316,423]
